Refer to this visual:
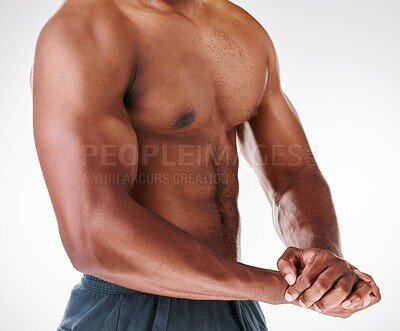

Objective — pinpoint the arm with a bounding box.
[237,33,380,315]
[237,39,341,257]
[33,18,288,304]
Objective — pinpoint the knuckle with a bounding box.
[336,282,346,292]
[315,279,330,293]
[309,248,320,255]
[321,249,333,259]
[302,248,316,260]
[336,283,351,296]
[286,246,296,254]
[335,259,349,271]
[363,273,373,281]
[350,272,359,284]
[301,293,314,306]
[292,278,309,294]
[340,259,350,269]
[291,284,302,294]
[345,260,353,268]
[371,281,380,292]
[301,276,312,289]
[365,282,373,292]
[276,259,285,269]
[343,270,357,282]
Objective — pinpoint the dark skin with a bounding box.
[32,0,380,318]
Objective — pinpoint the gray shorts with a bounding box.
[57,274,268,331]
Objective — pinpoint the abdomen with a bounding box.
[129,128,240,260]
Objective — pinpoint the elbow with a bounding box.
[68,240,99,273]
[57,192,134,275]
[70,254,90,274]
[65,240,98,274]
[56,197,121,274]
[59,219,103,274]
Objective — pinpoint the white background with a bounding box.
[0,0,399,330]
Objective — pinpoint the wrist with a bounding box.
[294,234,343,258]
[264,270,291,305]
[234,263,289,304]
[308,240,343,258]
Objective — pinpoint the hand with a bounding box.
[331,267,380,314]
[277,247,380,317]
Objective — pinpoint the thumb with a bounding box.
[277,247,300,286]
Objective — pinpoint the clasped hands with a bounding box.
[277,247,381,318]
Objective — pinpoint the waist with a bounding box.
[81,274,144,295]
[130,179,240,259]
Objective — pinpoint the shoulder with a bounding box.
[34,0,137,88]
[36,0,137,64]
[219,1,275,54]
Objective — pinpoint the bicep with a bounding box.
[33,102,138,209]
[32,22,137,250]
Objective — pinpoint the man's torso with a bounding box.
[64,0,269,260]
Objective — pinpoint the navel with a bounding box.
[173,110,196,129]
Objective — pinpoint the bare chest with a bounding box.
[125,14,268,138]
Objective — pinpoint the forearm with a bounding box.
[74,193,288,304]
[272,167,342,257]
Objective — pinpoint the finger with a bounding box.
[298,261,349,307]
[313,271,358,312]
[346,262,359,271]
[341,281,373,309]
[353,269,381,299]
[277,247,300,286]
[286,256,330,303]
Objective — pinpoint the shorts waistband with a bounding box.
[81,274,145,295]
